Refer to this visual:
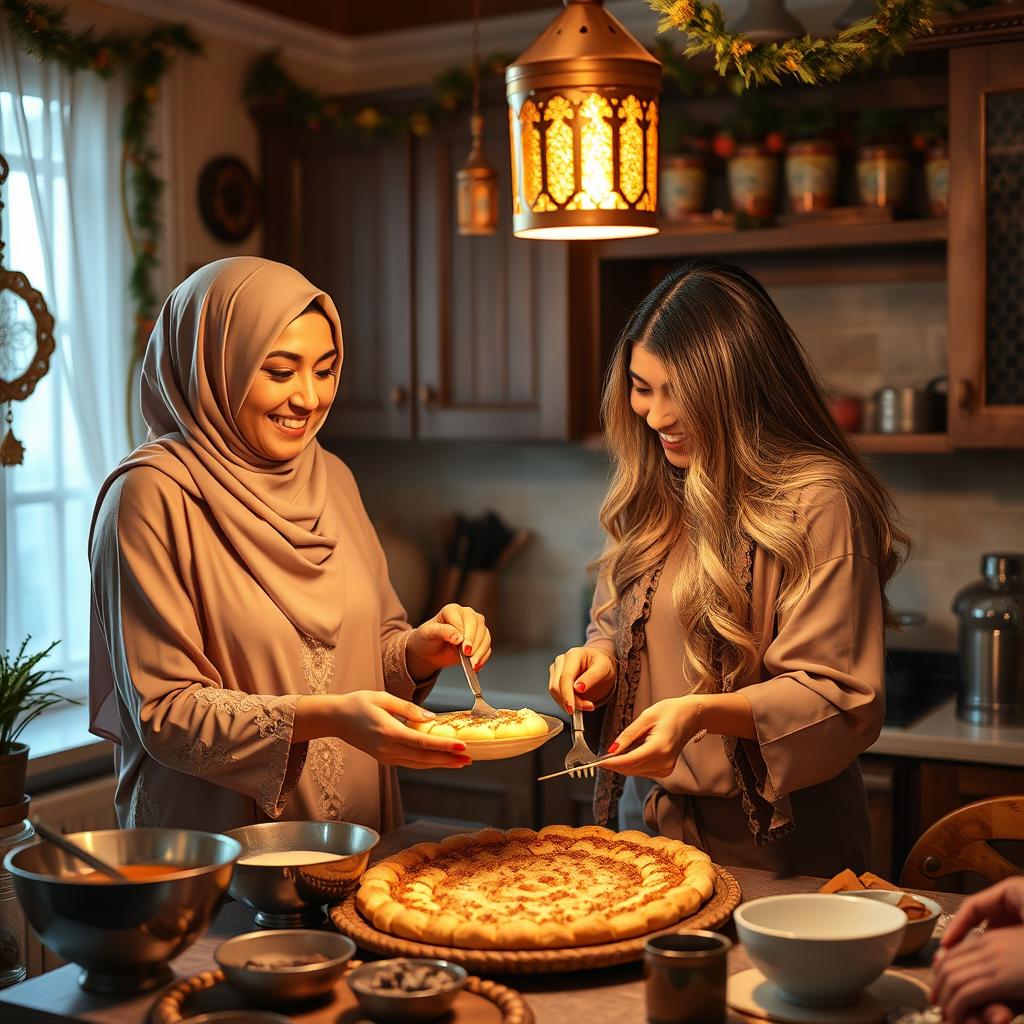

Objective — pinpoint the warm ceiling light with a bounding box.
[456,0,499,236]
[505,0,662,241]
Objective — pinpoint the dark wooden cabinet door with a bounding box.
[412,112,571,440]
[948,41,1024,447]
[261,129,415,440]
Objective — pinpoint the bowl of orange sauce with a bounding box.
[5,827,240,993]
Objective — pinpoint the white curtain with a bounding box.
[0,38,132,684]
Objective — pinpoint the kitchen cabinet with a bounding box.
[947,38,1024,446]
[412,113,572,440]
[261,128,415,440]
[261,106,572,442]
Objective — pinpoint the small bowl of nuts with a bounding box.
[346,957,468,1021]
[214,929,356,1004]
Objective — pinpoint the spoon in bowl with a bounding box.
[31,817,128,881]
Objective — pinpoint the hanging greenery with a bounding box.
[243,50,512,140]
[647,0,950,88]
[1,0,200,431]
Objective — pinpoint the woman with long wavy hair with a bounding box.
[548,259,908,874]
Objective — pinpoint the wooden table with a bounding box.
[0,821,963,1024]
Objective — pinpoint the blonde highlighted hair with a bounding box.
[596,259,909,692]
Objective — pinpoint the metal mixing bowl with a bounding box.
[346,958,468,1022]
[5,827,240,994]
[215,929,356,1003]
[224,820,379,928]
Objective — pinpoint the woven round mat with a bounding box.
[149,963,533,1024]
[330,864,741,974]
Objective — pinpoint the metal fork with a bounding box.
[563,705,600,778]
[458,651,499,719]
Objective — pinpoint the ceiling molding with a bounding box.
[95,0,659,92]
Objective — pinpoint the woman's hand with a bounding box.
[299,691,471,769]
[405,604,492,680]
[931,877,1024,1024]
[547,647,616,714]
[931,925,1024,1024]
[598,696,702,777]
[939,877,1024,950]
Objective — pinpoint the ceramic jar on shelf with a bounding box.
[660,154,708,221]
[785,140,839,213]
[856,144,911,211]
[727,144,779,221]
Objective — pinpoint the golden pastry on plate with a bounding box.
[410,708,549,740]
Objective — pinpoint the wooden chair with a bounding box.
[900,795,1024,892]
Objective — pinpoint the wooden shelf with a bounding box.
[597,218,949,260]
[854,433,952,453]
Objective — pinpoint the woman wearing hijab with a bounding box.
[89,257,489,833]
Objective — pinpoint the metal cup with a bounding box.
[644,930,732,1024]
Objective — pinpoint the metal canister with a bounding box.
[953,553,1024,725]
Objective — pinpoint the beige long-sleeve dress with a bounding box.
[90,453,428,833]
[586,483,884,875]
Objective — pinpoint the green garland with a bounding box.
[647,0,938,87]
[1,0,200,434]
[243,50,513,139]
[244,41,729,141]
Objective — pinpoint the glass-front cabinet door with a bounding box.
[949,40,1024,447]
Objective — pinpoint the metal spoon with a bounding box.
[31,817,128,881]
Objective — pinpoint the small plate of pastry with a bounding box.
[408,708,563,760]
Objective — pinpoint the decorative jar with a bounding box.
[660,154,708,220]
[925,142,949,217]
[785,140,838,213]
[727,144,779,222]
[856,144,910,211]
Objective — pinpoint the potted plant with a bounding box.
[717,92,784,226]
[659,110,712,221]
[783,104,839,214]
[854,108,911,212]
[911,107,949,217]
[0,638,74,813]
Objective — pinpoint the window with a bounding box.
[1,58,131,705]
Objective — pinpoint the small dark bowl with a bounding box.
[214,929,356,1004]
[346,958,468,1022]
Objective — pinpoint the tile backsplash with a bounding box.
[335,440,1024,658]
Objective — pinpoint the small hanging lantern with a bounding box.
[456,0,499,236]
[505,0,662,241]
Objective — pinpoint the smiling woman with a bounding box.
[548,258,911,878]
[87,257,493,834]
[235,304,339,462]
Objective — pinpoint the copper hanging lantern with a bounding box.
[456,0,499,236]
[505,0,662,241]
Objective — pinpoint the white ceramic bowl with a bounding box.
[733,893,907,1007]
[845,889,942,957]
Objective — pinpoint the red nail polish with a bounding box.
[574,682,585,692]
[608,742,619,753]
[463,644,472,655]
[452,742,466,752]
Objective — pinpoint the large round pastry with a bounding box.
[355,824,716,950]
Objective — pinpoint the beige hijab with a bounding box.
[89,257,345,742]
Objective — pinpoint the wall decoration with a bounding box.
[0,155,55,467]
[197,156,260,243]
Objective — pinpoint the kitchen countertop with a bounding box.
[434,648,1024,768]
[0,819,964,1024]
